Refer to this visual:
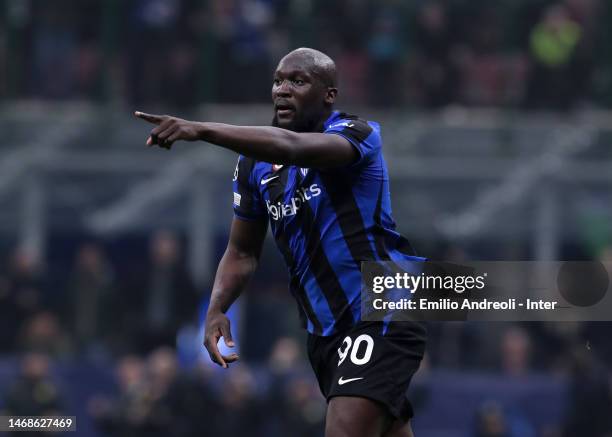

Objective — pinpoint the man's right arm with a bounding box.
[203,216,268,368]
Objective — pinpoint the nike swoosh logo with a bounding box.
[338,377,364,385]
[261,175,279,185]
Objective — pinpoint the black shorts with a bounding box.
[307,321,427,422]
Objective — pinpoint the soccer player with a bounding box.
[135,48,426,437]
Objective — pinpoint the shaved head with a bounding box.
[280,48,337,88]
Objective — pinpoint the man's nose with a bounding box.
[275,80,292,97]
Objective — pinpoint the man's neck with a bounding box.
[313,108,334,132]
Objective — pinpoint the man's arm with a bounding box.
[204,216,268,368]
[134,111,357,168]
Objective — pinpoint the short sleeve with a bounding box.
[324,118,382,167]
[232,156,266,221]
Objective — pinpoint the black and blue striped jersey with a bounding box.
[232,110,419,336]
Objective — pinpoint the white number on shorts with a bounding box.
[337,334,374,366]
[337,336,352,366]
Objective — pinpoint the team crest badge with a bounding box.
[300,168,309,177]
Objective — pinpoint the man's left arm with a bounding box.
[134,111,357,169]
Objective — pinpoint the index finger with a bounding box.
[134,111,163,125]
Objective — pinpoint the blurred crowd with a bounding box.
[0,232,611,435]
[1,345,327,437]
[2,0,612,110]
[85,343,326,437]
[0,230,200,358]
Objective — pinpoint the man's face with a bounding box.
[271,57,332,132]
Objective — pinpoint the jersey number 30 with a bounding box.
[337,334,374,366]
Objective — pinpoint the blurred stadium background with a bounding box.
[1,0,612,436]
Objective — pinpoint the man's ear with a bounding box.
[325,87,338,105]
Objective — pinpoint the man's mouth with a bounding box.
[275,103,295,118]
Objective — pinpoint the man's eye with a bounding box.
[273,79,282,86]
[293,79,305,86]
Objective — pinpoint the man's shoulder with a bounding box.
[326,112,380,135]
[329,112,372,124]
[325,112,382,153]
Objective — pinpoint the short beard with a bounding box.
[271,109,324,133]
